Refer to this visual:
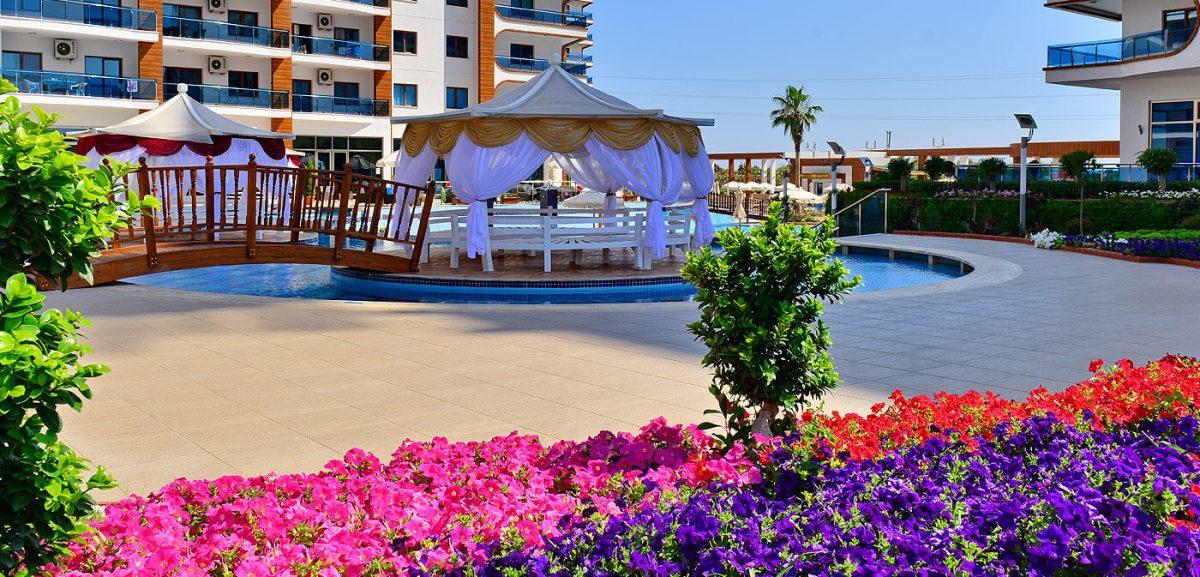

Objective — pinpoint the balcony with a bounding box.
[163,16,289,48]
[495,5,592,29]
[292,94,388,117]
[0,0,155,31]
[1047,27,1194,68]
[496,56,589,77]
[293,35,388,63]
[2,69,156,100]
[164,83,289,109]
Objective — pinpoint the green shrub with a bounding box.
[1180,214,1200,230]
[681,204,859,442]
[0,80,139,286]
[922,156,956,182]
[1110,229,1200,241]
[1137,147,1179,194]
[0,273,115,574]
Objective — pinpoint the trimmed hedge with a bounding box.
[839,189,1199,236]
[855,179,1200,199]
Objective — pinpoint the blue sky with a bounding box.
[588,1,1122,152]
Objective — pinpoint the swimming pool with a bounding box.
[126,251,966,303]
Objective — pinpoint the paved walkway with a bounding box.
[46,235,1200,498]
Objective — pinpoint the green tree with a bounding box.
[1137,147,1179,194]
[1059,149,1097,234]
[681,204,860,440]
[885,157,915,192]
[770,86,823,170]
[923,156,956,182]
[1,274,115,574]
[0,80,138,287]
[975,157,1008,191]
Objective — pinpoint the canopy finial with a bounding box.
[177,83,189,95]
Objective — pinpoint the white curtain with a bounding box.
[388,144,439,237]
[444,133,550,258]
[683,144,717,248]
[552,149,625,212]
[584,134,683,259]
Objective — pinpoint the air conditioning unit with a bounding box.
[316,13,333,31]
[52,39,76,61]
[207,0,225,12]
[316,68,334,85]
[207,55,227,74]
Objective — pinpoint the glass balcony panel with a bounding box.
[163,16,289,48]
[163,83,289,108]
[292,94,388,116]
[292,35,388,62]
[2,68,156,99]
[0,0,156,31]
[495,5,591,29]
[1047,26,1194,68]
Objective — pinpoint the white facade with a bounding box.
[0,0,595,172]
[1046,0,1200,163]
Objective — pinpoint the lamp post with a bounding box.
[1015,114,1037,231]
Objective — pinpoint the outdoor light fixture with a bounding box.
[1015,114,1036,231]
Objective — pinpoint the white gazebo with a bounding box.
[75,84,292,168]
[390,65,716,268]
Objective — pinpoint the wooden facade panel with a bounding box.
[271,58,291,92]
[477,0,495,102]
[374,15,392,109]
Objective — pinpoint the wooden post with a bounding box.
[408,178,437,271]
[364,180,385,254]
[332,163,353,261]
[204,156,215,242]
[135,158,159,269]
[245,155,258,259]
[290,164,308,244]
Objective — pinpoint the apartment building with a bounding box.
[1046,0,1198,168]
[0,0,594,170]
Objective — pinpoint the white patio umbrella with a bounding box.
[780,186,825,204]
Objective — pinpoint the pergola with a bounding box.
[390,64,716,263]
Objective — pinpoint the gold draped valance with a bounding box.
[401,118,704,158]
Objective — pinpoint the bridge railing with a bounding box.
[107,155,436,272]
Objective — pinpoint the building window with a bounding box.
[446,86,468,109]
[2,51,43,71]
[163,66,201,99]
[509,43,534,60]
[446,35,469,58]
[334,81,360,99]
[393,83,417,107]
[292,136,383,173]
[1150,101,1197,173]
[334,27,360,42]
[1165,8,1198,48]
[393,30,417,54]
[227,70,257,89]
[510,0,532,7]
[447,0,467,6]
[227,10,258,28]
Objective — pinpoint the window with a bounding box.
[510,0,532,7]
[227,70,257,89]
[163,4,202,38]
[292,79,312,112]
[1165,9,1198,48]
[163,67,201,99]
[446,86,468,109]
[334,81,360,99]
[1149,101,1197,179]
[446,35,469,58]
[2,51,42,71]
[292,136,383,173]
[393,83,417,107]
[84,55,121,77]
[227,10,258,27]
[447,0,467,6]
[334,27,360,42]
[509,43,534,60]
[393,30,417,54]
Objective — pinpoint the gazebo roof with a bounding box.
[74,84,292,143]
[392,65,713,126]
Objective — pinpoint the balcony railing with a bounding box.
[164,83,288,108]
[292,94,388,116]
[292,35,388,62]
[329,0,388,7]
[496,56,589,76]
[163,16,289,48]
[0,0,155,31]
[2,68,156,100]
[1047,26,1195,68]
[495,5,591,29]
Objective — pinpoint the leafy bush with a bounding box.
[681,204,859,441]
[1138,147,1180,194]
[975,157,1008,190]
[885,157,914,192]
[1111,229,1200,241]
[0,274,115,574]
[0,80,138,286]
[922,156,956,182]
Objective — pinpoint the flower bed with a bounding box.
[51,357,1200,576]
[1063,233,1200,261]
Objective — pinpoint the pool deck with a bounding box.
[45,234,1200,499]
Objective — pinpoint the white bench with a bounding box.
[423,206,627,264]
[450,212,645,272]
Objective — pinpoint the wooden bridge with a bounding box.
[77,157,436,287]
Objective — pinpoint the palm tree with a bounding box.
[770,85,823,179]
